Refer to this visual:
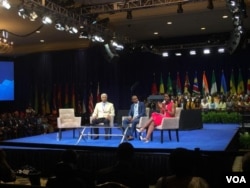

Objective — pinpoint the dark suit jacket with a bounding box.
[128,101,146,118]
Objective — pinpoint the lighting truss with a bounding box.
[78,0,208,15]
[27,0,111,38]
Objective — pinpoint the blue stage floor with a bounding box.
[0,124,239,152]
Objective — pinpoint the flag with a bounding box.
[220,71,227,94]
[167,73,173,95]
[230,69,236,95]
[151,73,158,95]
[210,70,218,95]
[96,82,101,102]
[88,92,94,114]
[192,72,200,95]
[41,85,46,115]
[176,72,182,95]
[64,84,69,108]
[57,84,62,109]
[247,69,250,95]
[45,86,51,114]
[202,71,209,95]
[159,73,165,94]
[34,85,39,113]
[71,84,76,109]
[237,69,244,95]
[184,72,190,94]
[52,84,57,111]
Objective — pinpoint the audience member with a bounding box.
[46,149,94,188]
[137,93,176,143]
[208,97,217,110]
[0,149,16,183]
[122,95,146,141]
[155,148,209,188]
[201,98,209,111]
[95,142,149,188]
[91,93,115,140]
[186,96,195,109]
[242,152,250,173]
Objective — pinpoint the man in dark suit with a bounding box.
[122,95,146,140]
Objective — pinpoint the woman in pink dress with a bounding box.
[137,93,176,143]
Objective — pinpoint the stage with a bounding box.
[0,123,241,187]
[0,123,240,152]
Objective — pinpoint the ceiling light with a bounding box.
[175,52,182,56]
[154,32,159,35]
[1,0,11,9]
[42,16,52,24]
[36,30,40,33]
[218,48,225,53]
[177,3,183,13]
[127,10,132,19]
[201,27,206,30]
[203,49,210,54]
[167,21,172,25]
[189,50,196,55]
[162,52,168,57]
[222,15,228,19]
[40,39,44,43]
[207,0,214,10]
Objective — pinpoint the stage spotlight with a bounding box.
[177,3,183,13]
[127,10,132,19]
[111,40,124,50]
[55,22,65,31]
[29,11,38,21]
[1,0,11,9]
[69,26,78,34]
[42,15,52,24]
[207,0,214,10]
[92,35,104,43]
[18,6,28,19]
[79,31,88,39]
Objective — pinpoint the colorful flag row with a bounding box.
[151,69,250,96]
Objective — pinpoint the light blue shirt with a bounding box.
[133,103,139,118]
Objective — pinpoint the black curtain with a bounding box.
[0,45,250,113]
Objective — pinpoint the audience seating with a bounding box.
[154,107,182,143]
[57,108,81,140]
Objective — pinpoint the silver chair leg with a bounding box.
[75,127,86,145]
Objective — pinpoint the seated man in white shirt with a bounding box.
[91,93,115,140]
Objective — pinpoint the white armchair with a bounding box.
[57,108,81,140]
[155,107,182,143]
